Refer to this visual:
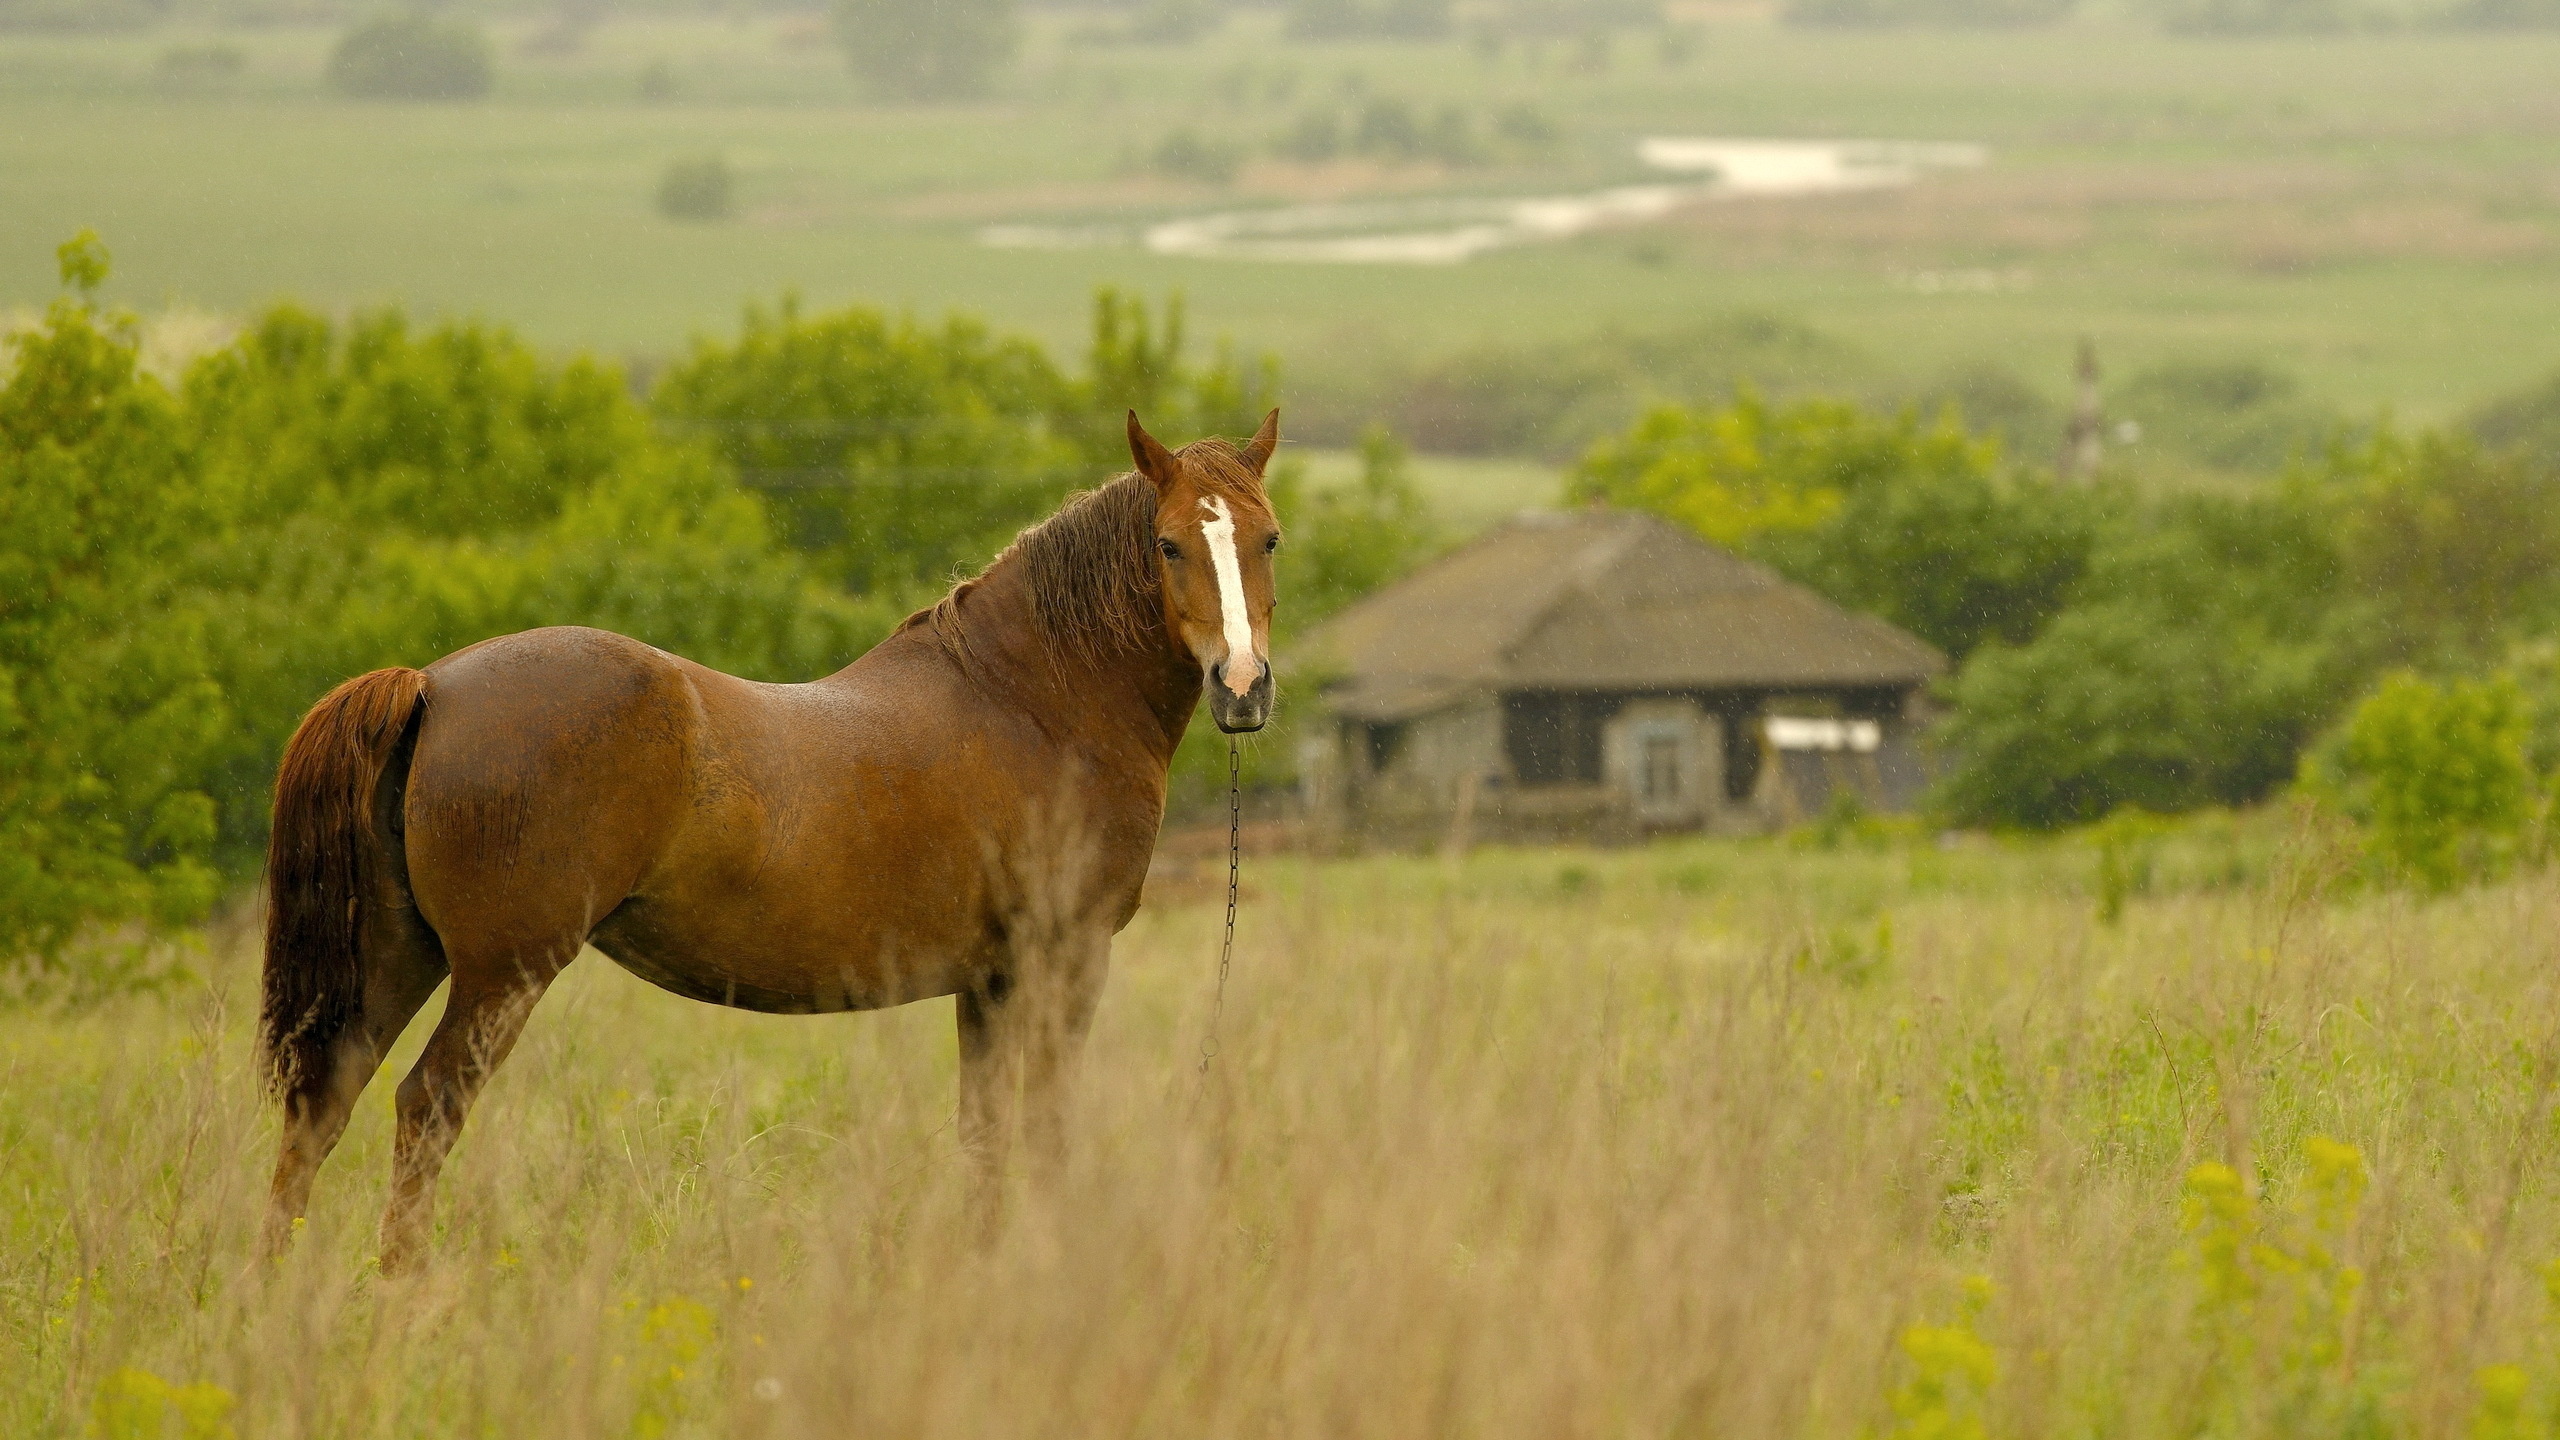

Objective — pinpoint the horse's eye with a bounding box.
[1264,534,1281,555]
[1158,539,1182,561]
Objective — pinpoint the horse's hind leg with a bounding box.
[379,944,572,1274]
[262,899,448,1258]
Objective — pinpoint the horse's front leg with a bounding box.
[954,931,1109,1232]
[1018,932,1110,1177]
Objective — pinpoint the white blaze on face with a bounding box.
[1198,495,1261,695]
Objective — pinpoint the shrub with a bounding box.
[1151,128,1242,185]
[637,59,679,102]
[832,0,1016,101]
[1274,110,1342,162]
[1491,102,1559,151]
[326,13,494,101]
[2302,671,2534,890]
[657,154,734,221]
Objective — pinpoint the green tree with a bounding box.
[0,234,223,966]
[183,304,637,537]
[831,0,1016,101]
[1574,391,2092,660]
[651,294,1077,596]
[1568,392,1897,546]
[1757,460,2101,662]
[2320,426,2560,665]
[1934,490,2352,828]
[1076,287,1277,468]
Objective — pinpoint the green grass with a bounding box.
[5,13,2560,422]
[16,818,2560,1435]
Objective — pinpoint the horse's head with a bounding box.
[1128,408,1282,734]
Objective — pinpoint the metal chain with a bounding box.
[1197,736,1241,1079]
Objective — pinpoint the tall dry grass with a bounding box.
[11,827,2560,1438]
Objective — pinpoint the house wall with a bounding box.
[1316,685,1932,848]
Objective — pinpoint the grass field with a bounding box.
[16,819,2560,1437]
[6,11,2560,421]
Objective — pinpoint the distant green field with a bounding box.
[5,11,2558,422]
[1292,445,1561,531]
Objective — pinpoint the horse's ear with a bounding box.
[1239,408,1281,477]
[1127,411,1178,491]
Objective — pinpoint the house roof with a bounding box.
[1291,509,1947,722]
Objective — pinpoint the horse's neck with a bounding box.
[933,566,1201,764]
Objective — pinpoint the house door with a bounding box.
[1627,719,1694,824]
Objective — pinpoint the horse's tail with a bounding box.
[260,667,430,1109]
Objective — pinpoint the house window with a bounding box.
[1361,721,1405,772]
[1504,692,1606,786]
[1640,733,1682,806]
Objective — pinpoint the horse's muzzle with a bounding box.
[1208,663,1274,734]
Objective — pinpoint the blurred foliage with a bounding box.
[325,12,494,101]
[2470,367,2560,474]
[831,0,1015,101]
[1267,424,1438,636]
[1570,391,2100,661]
[654,286,1275,598]
[1287,0,1452,38]
[2147,0,2356,30]
[2302,671,2533,891]
[0,234,224,969]
[1935,489,2354,828]
[652,296,1075,594]
[656,154,734,221]
[1787,0,2073,26]
[1294,312,1874,459]
[2108,359,2348,473]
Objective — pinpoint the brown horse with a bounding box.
[258,411,1282,1269]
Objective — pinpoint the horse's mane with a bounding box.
[919,438,1267,673]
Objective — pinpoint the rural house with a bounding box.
[1292,509,1946,845]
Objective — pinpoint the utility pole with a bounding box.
[2060,337,2103,482]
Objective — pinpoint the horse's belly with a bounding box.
[589,898,981,1015]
